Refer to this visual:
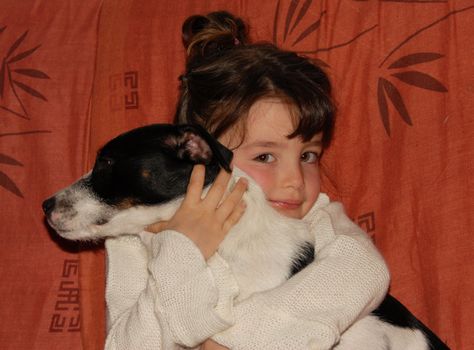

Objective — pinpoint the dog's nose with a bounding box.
[42,197,56,215]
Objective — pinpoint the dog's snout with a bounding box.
[42,197,56,215]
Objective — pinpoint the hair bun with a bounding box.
[182,11,248,61]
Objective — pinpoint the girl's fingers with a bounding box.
[145,220,169,233]
[204,169,232,207]
[215,178,248,221]
[184,165,206,204]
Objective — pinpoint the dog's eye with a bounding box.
[98,157,114,167]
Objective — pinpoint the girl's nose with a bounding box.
[281,164,304,189]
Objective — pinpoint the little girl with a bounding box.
[104,11,389,350]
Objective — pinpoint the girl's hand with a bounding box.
[201,339,229,350]
[146,165,247,260]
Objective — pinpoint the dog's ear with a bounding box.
[164,125,233,172]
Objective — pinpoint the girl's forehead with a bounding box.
[245,99,301,139]
[219,97,322,149]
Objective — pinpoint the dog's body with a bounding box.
[43,124,449,349]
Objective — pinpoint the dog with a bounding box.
[43,123,449,349]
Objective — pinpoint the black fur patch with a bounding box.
[373,295,450,349]
[290,241,315,276]
[89,124,233,206]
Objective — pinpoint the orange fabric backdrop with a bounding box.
[1,1,472,349]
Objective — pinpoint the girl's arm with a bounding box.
[212,195,390,350]
[105,232,238,349]
[105,166,247,349]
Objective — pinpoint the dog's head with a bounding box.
[42,123,233,240]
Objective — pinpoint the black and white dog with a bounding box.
[43,124,449,350]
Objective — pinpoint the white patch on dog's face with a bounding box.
[46,172,184,241]
[45,172,116,240]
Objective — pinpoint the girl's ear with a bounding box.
[164,125,233,172]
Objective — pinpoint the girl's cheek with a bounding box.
[238,165,272,194]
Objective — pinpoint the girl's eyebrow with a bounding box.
[241,141,282,149]
[242,139,323,149]
[305,140,322,147]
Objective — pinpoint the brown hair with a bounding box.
[174,11,335,148]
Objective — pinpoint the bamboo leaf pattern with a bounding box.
[14,68,50,79]
[0,28,50,199]
[273,0,281,44]
[12,80,48,101]
[377,78,391,135]
[382,79,413,126]
[292,16,323,46]
[388,52,444,69]
[0,153,23,166]
[284,0,299,41]
[0,171,23,198]
[290,0,312,36]
[6,31,28,59]
[7,45,41,64]
[392,71,447,92]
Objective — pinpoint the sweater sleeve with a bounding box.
[104,231,239,350]
[212,195,390,350]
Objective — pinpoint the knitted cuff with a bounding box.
[213,300,339,350]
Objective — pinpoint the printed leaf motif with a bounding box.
[0,170,23,198]
[377,78,391,135]
[273,0,281,44]
[290,0,312,35]
[284,0,299,41]
[7,45,40,64]
[388,52,444,69]
[292,17,322,46]
[6,30,28,59]
[14,68,50,79]
[381,79,412,126]
[0,153,23,166]
[13,80,47,101]
[392,71,447,92]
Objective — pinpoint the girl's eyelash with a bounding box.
[253,154,275,163]
[301,151,320,163]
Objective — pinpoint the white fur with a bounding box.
[334,315,429,350]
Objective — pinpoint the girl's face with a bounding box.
[219,98,322,219]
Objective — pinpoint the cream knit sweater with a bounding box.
[104,194,389,350]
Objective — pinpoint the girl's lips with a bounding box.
[269,200,302,210]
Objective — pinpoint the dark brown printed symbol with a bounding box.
[376,5,474,135]
[358,212,375,234]
[49,259,80,333]
[0,27,51,198]
[109,71,139,111]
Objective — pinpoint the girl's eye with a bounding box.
[301,152,319,163]
[253,154,275,163]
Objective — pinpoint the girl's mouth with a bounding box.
[269,200,302,210]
